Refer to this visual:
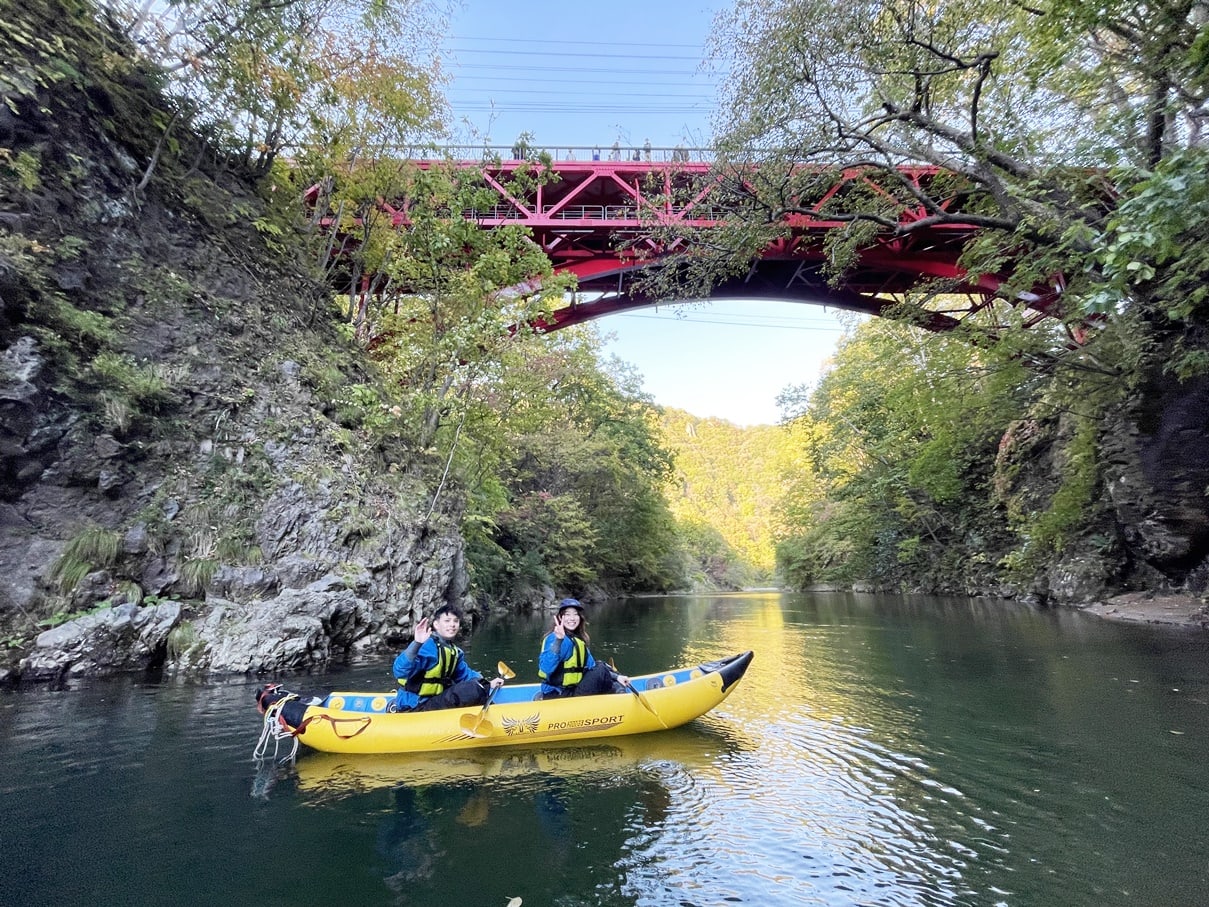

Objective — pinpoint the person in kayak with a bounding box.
[537,598,629,699]
[393,604,503,711]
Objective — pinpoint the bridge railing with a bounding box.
[446,204,731,222]
[400,144,716,163]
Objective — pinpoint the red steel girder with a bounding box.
[394,159,1065,332]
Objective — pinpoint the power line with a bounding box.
[449,88,714,100]
[450,62,723,78]
[440,23,721,145]
[455,74,716,88]
[449,35,709,50]
[443,46,705,62]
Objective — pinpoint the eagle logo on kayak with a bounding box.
[502,713,540,736]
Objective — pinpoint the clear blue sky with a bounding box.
[441,0,852,425]
[442,0,726,153]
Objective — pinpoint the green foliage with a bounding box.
[1085,151,1209,376]
[695,0,1209,401]
[500,492,598,589]
[251,216,285,251]
[675,518,753,590]
[0,10,84,111]
[179,557,218,597]
[0,148,42,190]
[330,163,574,453]
[91,352,171,406]
[300,358,350,400]
[168,485,266,585]
[110,580,144,606]
[999,413,1101,579]
[657,410,787,580]
[55,234,89,261]
[142,593,181,607]
[181,176,245,229]
[691,0,1209,597]
[37,600,114,630]
[460,331,685,603]
[331,382,399,435]
[101,0,448,172]
[43,295,118,348]
[47,554,92,595]
[166,620,200,662]
[49,527,121,592]
[774,320,1031,591]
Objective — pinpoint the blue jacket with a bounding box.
[393,637,481,709]
[538,633,597,696]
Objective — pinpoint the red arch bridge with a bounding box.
[372,156,1069,337]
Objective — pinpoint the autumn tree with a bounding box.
[352,163,574,457]
[642,0,1209,356]
[100,0,449,174]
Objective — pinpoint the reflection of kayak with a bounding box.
[294,727,737,795]
[257,651,753,755]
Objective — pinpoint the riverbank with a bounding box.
[1080,593,1209,630]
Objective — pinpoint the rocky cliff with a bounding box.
[0,0,469,684]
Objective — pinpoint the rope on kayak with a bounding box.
[293,713,373,739]
[253,696,301,763]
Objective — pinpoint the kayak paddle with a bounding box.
[610,657,667,728]
[460,661,515,737]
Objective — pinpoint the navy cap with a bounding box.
[557,598,584,611]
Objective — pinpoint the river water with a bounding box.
[1,592,1206,907]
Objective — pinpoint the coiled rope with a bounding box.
[253,696,301,763]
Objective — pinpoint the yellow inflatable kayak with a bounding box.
[254,651,753,756]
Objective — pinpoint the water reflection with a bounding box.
[284,727,745,800]
[248,727,751,906]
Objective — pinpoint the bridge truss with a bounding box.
[401,158,1070,338]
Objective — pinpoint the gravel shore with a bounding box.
[1079,593,1209,630]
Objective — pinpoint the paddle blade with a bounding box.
[497,661,516,680]
[627,681,669,729]
[459,711,493,737]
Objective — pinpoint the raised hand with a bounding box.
[552,614,566,640]
[413,617,431,645]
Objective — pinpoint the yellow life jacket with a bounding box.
[401,638,459,697]
[539,636,588,689]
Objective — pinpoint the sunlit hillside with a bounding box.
[658,408,796,585]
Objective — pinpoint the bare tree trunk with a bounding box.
[137,109,180,191]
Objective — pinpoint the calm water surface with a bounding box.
[1,592,1207,907]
